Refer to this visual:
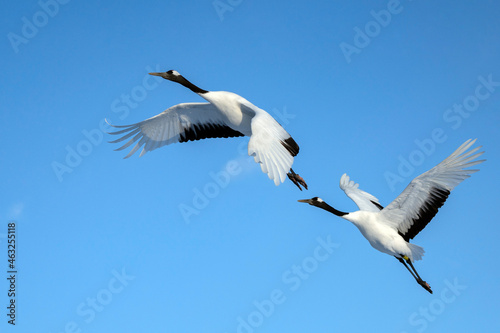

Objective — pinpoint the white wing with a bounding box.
[339,174,382,212]
[381,139,485,241]
[247,108,298,186]
[108,103,244,158]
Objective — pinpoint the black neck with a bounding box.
[177,76,208,94]
[317,201,348,217]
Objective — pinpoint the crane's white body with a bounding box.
[200,91,254,131]
[344,211,424,261]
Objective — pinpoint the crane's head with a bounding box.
[298,197,347,217]
[148,70,208,94]
[297,197,324,206]
[149,70,182,81]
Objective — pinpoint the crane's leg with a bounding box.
[396,256,433,294]
[287,168,308,191]
[396,256,418,280]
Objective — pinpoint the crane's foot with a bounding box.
[396,255,433,294]
[419,280,433,294]
[287,169,308,191]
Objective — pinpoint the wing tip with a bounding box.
[339,173,348,188]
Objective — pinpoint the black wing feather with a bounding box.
[399,187,450,241]
[179,123,244,143]
[280,137,300,157]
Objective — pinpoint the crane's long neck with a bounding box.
[316,201,348,217]
[176,75,208,94]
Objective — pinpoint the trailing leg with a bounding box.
[396,255,433,294]
[287,168,308,191]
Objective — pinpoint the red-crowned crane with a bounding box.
[109,70,307,190]
[298,139,485,293]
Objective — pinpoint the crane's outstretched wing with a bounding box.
[108,103,244,158]
[246,107,299,186]
[339,174,383,212]
[381,139,485,241]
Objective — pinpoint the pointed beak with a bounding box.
[297,199,312,203]
[148,72,163,77]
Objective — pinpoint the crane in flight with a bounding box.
[298,139,485,293]
[108,70,307,190]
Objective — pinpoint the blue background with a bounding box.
[1,1,499,332]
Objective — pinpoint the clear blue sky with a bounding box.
[2,1,500,332]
